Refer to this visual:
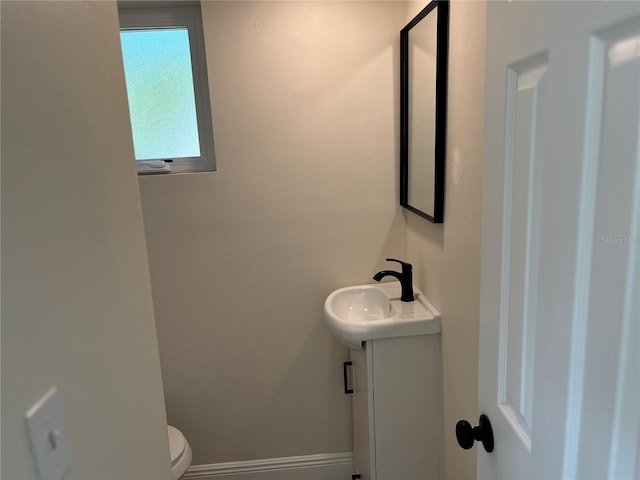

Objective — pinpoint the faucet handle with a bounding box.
[385,258,413,272]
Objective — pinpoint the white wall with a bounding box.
[1,2,171,479]
[138,0,407,465]
[405,1,487,479]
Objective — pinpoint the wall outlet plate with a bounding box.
[25,387,71,480]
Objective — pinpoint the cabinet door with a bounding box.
[350,346,375,480]
[371,335,441,480]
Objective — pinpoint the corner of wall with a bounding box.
[404,1,487,479]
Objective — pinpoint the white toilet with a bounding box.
[167,425,193,480]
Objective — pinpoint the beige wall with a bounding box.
[1,0,486,477]
[1,2,171,479]
[138,1,407,465]
[405,1,486,479]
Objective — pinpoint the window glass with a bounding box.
[120,28,201,161]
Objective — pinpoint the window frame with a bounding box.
[118,1,216,174]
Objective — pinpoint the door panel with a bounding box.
[498,51,547,447]
[572,18,640,480]
[479,2,639,478]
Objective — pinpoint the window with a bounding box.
[118,2,215,174]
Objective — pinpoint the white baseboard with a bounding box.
[183,452,353,480]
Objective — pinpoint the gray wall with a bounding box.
[405,1,487,479]
[139,1,407,465]
[1,2,171,479]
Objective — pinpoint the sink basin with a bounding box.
[324,282,441,350]
[330,287,394,322]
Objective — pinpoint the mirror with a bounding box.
[400,0,449,223]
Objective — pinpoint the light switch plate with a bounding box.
[25,387,71,480]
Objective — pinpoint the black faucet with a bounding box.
[373,258,414,302]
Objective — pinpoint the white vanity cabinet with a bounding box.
[349,334,442,480]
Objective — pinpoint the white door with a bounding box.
[478,1,639,479]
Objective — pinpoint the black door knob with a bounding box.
[456,414,494,452]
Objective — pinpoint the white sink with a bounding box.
[324,282,441,350]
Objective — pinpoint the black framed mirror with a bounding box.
[400,0,449,223]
